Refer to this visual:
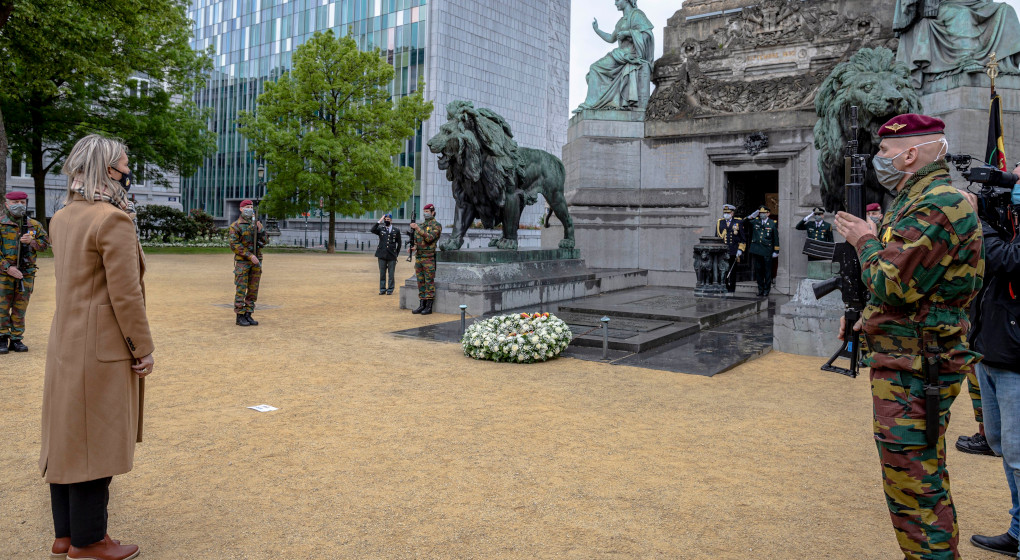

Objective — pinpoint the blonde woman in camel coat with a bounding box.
[39,134,154,560]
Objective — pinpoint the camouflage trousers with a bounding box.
[233,261,262,314]
[965,369,983,425]
[0,273,34,340]
[414,253,436,299]
[871,366,964,560]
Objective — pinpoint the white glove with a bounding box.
[736,249,743,258]
[772,252,779,258]
[803,212,814,222]
[749,210,760,219]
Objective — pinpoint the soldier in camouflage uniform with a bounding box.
[228,199,268,327]
[836,114,984,560]
[410,203,441,315]
[0,191,50,353]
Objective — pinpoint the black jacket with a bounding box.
[371,222,404,260]
[970,218,1020,370]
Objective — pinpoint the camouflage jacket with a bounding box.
[228,217,269,262]
[855,160,985,372]
[1,212,50,275]
[413,217,442,255]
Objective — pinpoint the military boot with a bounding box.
[421,299,434,315]
[236,313,251,326]
[245,312,259,326]
[956,433,995,456]
[412,299,426,314]
[9,339,28,352]
[0,335,8,355]
[971,533,1019,556]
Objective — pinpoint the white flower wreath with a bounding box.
[461,312,573,363]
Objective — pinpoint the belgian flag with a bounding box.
[986,90,1007,171]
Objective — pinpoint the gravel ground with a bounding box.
[0,253,1010,559]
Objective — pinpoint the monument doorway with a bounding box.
[725,170,779,283]
[725,170,779,220]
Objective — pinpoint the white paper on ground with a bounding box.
[247,404,278,412]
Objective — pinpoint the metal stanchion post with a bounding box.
[460,305,468,336]
[600,316,610,360]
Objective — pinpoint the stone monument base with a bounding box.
[772,278,844,357]
[399,248,646,316]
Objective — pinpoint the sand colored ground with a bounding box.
[0,253,1012,559]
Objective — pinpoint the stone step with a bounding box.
[559,310,701,353]
[558,295,766,330]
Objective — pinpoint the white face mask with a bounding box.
[723,213,732,220]
[241,207,254,218]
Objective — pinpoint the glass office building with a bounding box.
[184,0,569,228]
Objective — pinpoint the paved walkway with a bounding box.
[0,253,1008,559]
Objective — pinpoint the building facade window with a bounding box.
[183,0,428,220]
[9,152,31,178]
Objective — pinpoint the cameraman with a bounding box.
[962,174,1020,557]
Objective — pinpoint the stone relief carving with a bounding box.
[647,0,895,120]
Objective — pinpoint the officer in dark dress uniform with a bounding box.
[716,204,743,293]
[796,207,834,261]
[371,213,404,295]
[745,205,780,297]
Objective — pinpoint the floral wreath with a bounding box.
[462,312,572,363]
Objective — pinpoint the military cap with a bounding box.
[813,207,824,215]
[423,203,435,211]
[383,213,392,219]
[239,199,253,207]
[758,205,770,213]
[866,202,882,212]
[879,114,945,138]
[722,204,736,211]
[5,191,28,201]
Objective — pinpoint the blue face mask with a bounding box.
[872,138,948,193]
[1013,184,1020,206]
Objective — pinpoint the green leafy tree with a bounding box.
[238,31,433,253]
[0,0,216,221]
[189,208,218,240]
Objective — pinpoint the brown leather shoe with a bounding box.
[67,535,138,560]
[53,536,120,557]
[51,537,71,557]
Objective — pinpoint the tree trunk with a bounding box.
[327,210,336,253]
[0,104,7,198]
[31,136,47,227]
[0,1,13,29]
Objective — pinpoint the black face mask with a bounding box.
[113,168,133,192]
[384,220,391,226]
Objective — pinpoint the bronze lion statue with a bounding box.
[426,100,574,251]
[814,48,921,211]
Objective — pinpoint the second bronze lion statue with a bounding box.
[426,100,575,251]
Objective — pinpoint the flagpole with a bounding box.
[987,52,1000,96]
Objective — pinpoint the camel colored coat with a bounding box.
[40,194,154,484]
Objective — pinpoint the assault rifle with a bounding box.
[14,210,33,293]
[406,210,416,262]
[805,106,869,378]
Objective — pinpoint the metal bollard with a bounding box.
[460,305,468,336]
[600,316,610,360]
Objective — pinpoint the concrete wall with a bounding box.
[559,109,831,295]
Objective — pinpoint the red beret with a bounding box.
[866,203,882,212]
[423,203,435,211]
[878,114,945,138]
[239,199,253,207]
[5,191,28,201]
